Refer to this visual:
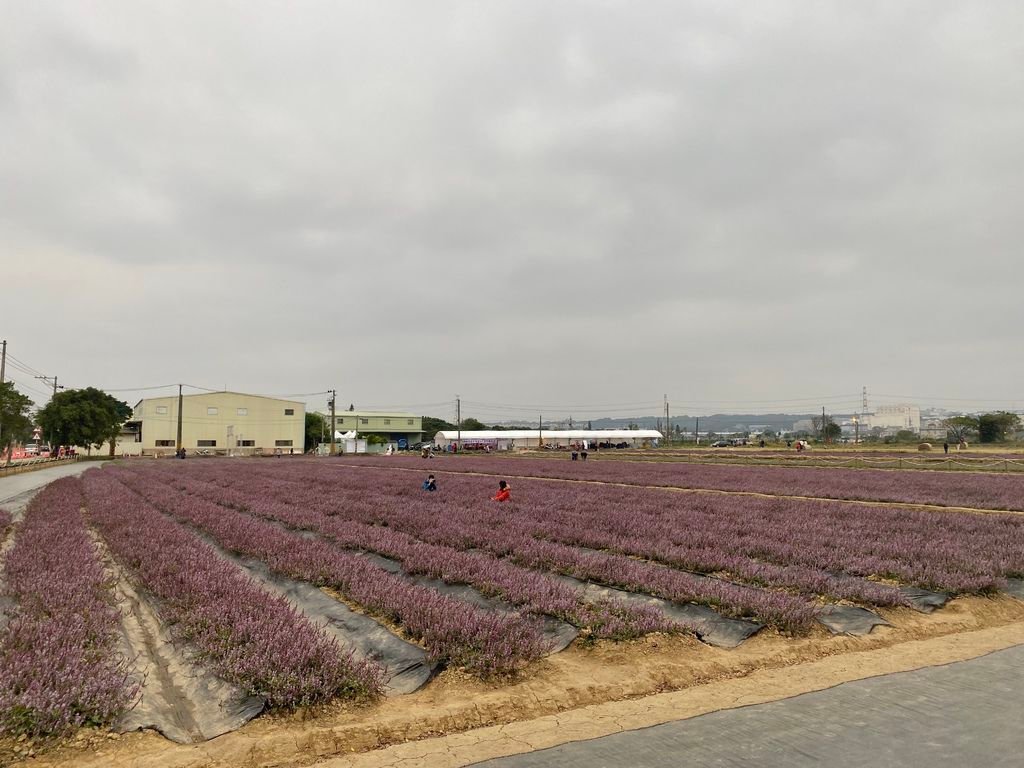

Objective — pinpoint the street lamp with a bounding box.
[852,415,859,445]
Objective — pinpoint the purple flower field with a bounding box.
[8,456,1023,742]
[110,458,1024,627]
[101,467,555,676]
[82,471,382,707]
[0,479,137,738]
[353,454,1024,511]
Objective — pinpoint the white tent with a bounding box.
[433,429,662,450]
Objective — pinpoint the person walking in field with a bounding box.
[944,441,949,454]
[492,480,511,502]
[422,474,437,492]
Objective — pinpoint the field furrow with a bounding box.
[349,455,1024,511]
[82,470,382,706]
[0,479,137,738]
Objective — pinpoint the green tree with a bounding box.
[812,415,840,443]
[305,411,326,451]
[977,412,1021,443]
[421,416,454,436]
[103,399,134,456]
[0,383,35,466]
[942,416,978,444]
[36,387,132,455]
[460,417,487,431]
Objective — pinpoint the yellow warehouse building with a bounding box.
[128,391,306,456]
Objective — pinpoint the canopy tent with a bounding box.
[433,429,662,450]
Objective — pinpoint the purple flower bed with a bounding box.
[350,454,1024,511]
[136,469,696,637]
[102,467,554,676]
[122,464,814,630]
[173,460,1024,595]
[0,478,137,738]
[168,471,816,630]
[81,470,382,706]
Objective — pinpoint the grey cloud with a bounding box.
[3,1,1023,415]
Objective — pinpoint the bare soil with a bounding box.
[10,593,1024,768]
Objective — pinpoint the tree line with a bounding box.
[1,384,132,464]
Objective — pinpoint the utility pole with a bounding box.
[329,390,336,455]
[33,375,63,452]
[176,384,184,452]
[568,415,573,429]
[664,394,669,447]
[822,405,827,444]
[695,417,699,445]
[34,374,62,397]
[456,394,461,453]
[539,413,543,448]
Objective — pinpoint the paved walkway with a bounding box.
[475,644,1024,767]
[0,460,102,514]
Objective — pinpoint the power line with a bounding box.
[87,384,180,393]
[4,353,47,379]
[872,392,1020,403]
[5,375,52,400]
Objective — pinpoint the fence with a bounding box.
[0,455,81,478]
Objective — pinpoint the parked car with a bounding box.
[410,441,434,451]
[710,440,730,448]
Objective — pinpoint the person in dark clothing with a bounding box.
[422,474,437,492]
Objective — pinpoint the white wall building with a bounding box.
[433,429,662,451]
[130,391,305,456]
[867,404,921,434]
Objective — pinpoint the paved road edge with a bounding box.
[315,621,1024,768]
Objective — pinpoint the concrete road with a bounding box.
[476,644,1024,768]
[0,460,103,514]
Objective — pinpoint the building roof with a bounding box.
[134,391,305,408]
[434,429,663,441]
[319,411,420,419]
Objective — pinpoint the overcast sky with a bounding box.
[2,1,1021,420]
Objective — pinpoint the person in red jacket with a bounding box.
[492,480,511,502]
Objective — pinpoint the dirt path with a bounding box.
[24,596,1024,768]
[336,463,1024,517]
[89,529,265,743]
[320,621,1024,767]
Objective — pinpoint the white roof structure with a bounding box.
[434,429,663,441]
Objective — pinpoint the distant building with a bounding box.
[920,418,947,440]
[433,429,662,451]
[867,404,921,434]
[792,419,815,433]
[130,391,305,456]
[322,411,423,448]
